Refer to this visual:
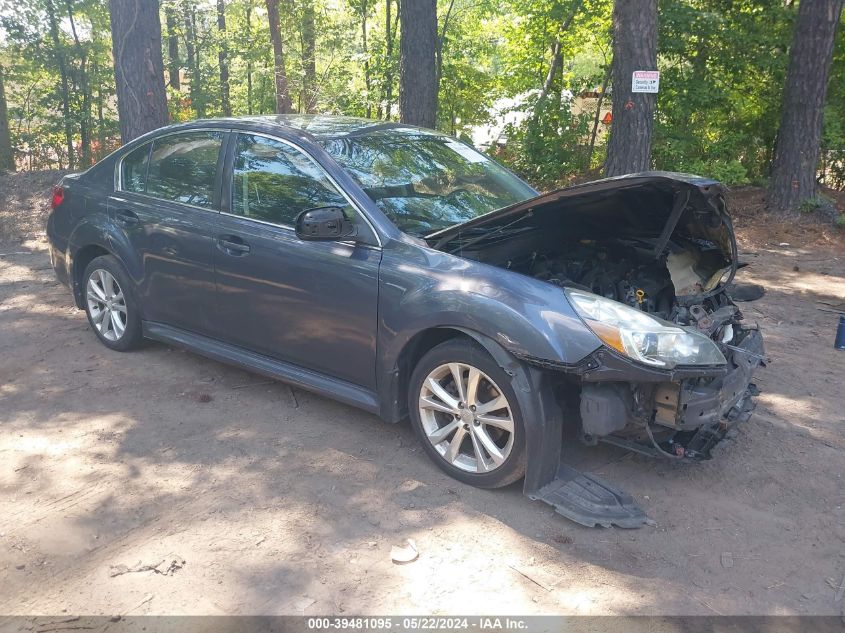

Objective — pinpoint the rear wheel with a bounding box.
[83,255,143,351]
[408,339,526,488]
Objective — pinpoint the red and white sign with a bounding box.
[632,70,660,93]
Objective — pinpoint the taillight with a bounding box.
[51,185,65,209]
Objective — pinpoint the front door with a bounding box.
[211,132,381,390]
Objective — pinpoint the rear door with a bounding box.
[211,132,381,389]
[108,130,225,334]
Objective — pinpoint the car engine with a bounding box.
[507,236,742,345]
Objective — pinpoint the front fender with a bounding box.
[377,240,602,376]
[445,328,565,497]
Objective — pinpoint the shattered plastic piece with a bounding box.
[390,539,418,564]
[529,465,648,528]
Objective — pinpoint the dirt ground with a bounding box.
[1,172,844,616]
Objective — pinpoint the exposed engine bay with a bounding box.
[432,174,764,463]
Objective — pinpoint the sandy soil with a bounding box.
[1,172,844,616]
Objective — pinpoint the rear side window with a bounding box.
[231,133,347,226]
[146,131,224,208]
[121,143,151,193]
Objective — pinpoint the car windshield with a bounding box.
[320,128,536,236]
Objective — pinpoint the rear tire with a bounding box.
[82,255,143,351]
[408,339,526,488]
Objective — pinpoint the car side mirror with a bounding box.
[295,206,358,241]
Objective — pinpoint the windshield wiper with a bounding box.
[438,210,534,253]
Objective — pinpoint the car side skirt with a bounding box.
[142,321,381,414]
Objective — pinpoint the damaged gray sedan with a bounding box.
[47,116,764,528]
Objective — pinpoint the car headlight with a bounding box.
[564,288,726,369]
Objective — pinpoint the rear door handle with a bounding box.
[115,209,140,227]
[217,236,251,256]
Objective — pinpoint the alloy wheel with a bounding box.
[86,269,128,342]
[418,362,515,473]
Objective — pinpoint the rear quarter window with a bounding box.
[146,131,224,208]
[120,142,152,193]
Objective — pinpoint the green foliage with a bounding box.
[797,195,835,215]
[496,92,597,188]
[653,0,793,185]
[0,0,843,195]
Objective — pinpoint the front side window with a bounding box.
[146,131,224,208]
[121,142,151,193]
[231,133,348,226]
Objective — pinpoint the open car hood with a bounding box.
[427,171,726,242]
[426,171,738,300]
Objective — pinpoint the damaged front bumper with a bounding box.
[518,327,764,528]
[579,327,765,460]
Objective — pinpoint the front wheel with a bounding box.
[408,339,526,488]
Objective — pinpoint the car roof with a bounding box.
[163,114,419,142]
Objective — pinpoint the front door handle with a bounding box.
[115,209,140,227]
[217,236,251,256]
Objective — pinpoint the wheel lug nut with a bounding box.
[458,402,464,409]
[470,405,476,411]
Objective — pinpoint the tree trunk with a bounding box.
[182,5,203,117]
[96,62,106,157]
[382,0,398,119]
[46,0,75,169]
[165,6,181,90]
[587,64,611,169]
[0,64,14,172]
[65,0,93,166]
[301,1,317,113]
[266,0,293,113]
[361,0,372,118]
[604,0,658,177]
[434,0,454,94]
[109,0,170,143]
[399,0,437,128]
[245,1,254,114]
[217,0,231,116]
[769,0,844,211]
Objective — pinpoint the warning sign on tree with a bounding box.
[632,70,660,93]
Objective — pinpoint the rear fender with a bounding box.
[67,217,143,308]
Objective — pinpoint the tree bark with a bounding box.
[217,0,231,116]
[266,0,293,113]
[165,6,181,90]
[301,1,317,113]
[769,0,844,211]
[0,64,14,172]
[604,0,658,177]
[399,0,437,128]
[109,0,169,143]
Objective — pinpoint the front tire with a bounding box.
[83,255,143,351]
[408,339,526,488]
